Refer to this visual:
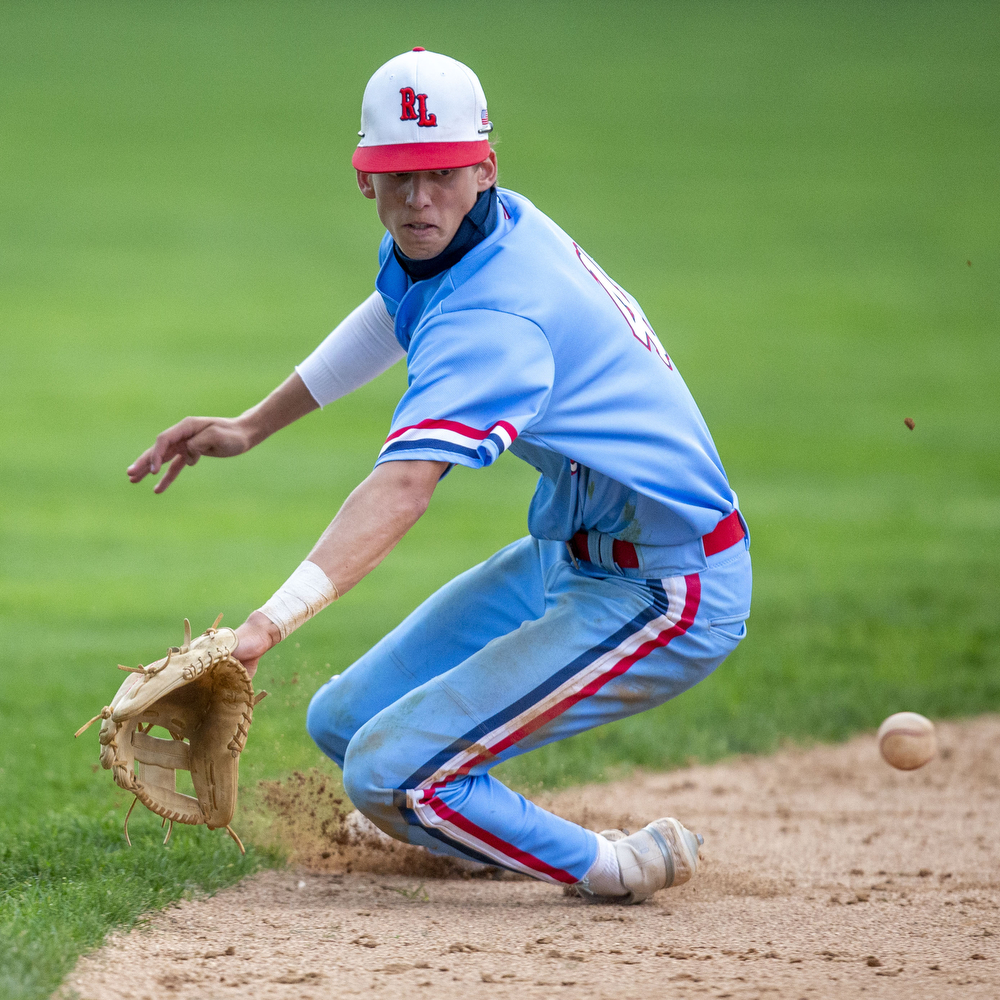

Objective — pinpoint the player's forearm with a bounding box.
[307,459,448,595]
[237,372,319,447]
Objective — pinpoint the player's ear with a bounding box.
[475,151,498,192]
[356,170,377,199]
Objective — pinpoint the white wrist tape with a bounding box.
[258,560,339,641]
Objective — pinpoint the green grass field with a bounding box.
[2,2,998,997]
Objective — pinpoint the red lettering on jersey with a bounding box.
[400,87,419,121]
[573,243,674,370]
[415,93,437,127]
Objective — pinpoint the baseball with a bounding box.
[877,712,937,770]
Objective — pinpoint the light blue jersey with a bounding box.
[374,188,738,561]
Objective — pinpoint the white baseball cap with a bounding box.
[352,48,493,173]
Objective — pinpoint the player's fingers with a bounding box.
[128,448,161,481]
[149,431,175,476]
[127,449,153,482]
[130,416,222,482]
[128,443,168,481]
[148,417,208,475]
[153,454,188,494]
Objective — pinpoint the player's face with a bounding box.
[357,153,498,260]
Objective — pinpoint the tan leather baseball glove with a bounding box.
[75,615,267,852]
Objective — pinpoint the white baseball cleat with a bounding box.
[573,818,703,904]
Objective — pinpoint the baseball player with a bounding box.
[128,49,752,903]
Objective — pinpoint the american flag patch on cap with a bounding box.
[481,108,489,126]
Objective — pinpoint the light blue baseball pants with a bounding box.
[306,534,751,885]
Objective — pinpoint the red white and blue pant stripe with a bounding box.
[307,534,750,883]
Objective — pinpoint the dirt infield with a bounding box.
[62,717,1000,999]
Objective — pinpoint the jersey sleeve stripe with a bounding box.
[378,419,517,465]
[379,438,483,462]
[384,417,517,445]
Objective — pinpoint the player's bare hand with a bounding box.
[127,416,253,493]
[234,611,282,678]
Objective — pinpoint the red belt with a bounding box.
[569,510,745,570]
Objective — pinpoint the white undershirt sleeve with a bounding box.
[295,291,405,408]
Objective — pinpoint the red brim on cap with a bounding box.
[352,140,491,173]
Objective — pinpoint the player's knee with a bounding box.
[340,754,375,820]
[305,677,353,767]
[341,723,409,829]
